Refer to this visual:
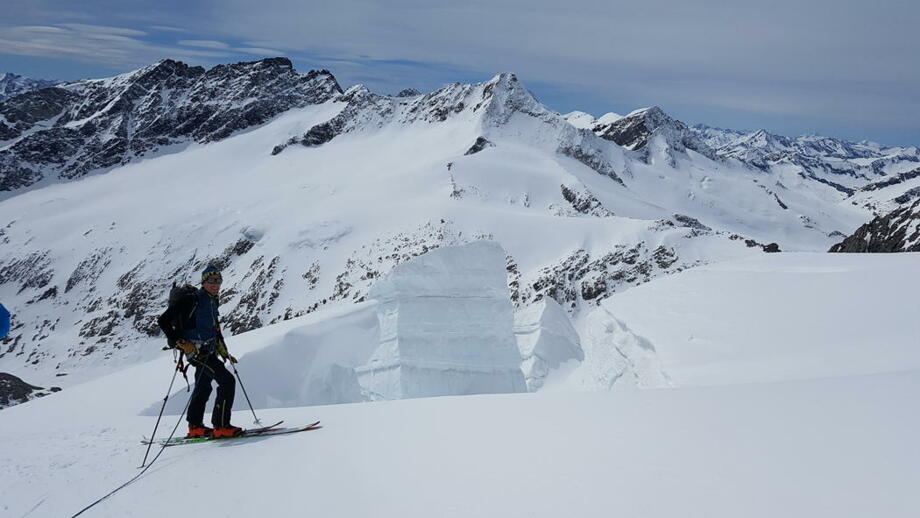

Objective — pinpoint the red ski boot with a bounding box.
[213,425,243,438]
[186,424,213,438]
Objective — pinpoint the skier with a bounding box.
[0,303,9,338]
[157,266,242,438]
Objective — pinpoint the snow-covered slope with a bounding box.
[0,66,768,391]
[578,252,920,387]
[1,252,918,517]
[0,58,907,398]
[692,124,920,208]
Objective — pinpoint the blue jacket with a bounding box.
[0,303,9,338]
[182,288,221,346]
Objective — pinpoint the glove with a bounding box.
[176,339,199,356]
[217,341,238,364]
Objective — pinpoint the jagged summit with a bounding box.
[693,124,920,186]
[275,71,552,151]
[270,70,627,184]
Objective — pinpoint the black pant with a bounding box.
[187,353,236,428]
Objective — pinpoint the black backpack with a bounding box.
[168,282,199,330]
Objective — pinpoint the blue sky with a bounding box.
[2,0,918,146]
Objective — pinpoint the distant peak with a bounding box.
[395,88,421,97]
[488,72,519,84]
[626,106,665,118]
[596,112,623,125]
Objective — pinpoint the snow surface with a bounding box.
[2,252,919,517]
[591,252,920,386]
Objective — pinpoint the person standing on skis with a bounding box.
[157,265,242,438]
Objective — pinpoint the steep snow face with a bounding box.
[514,297,583,390]
[0,73,58,102]
[0,58,342,195]
[358,242,526,400]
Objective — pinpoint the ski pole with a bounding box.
[139,363,180,468]
[230,362,261,425]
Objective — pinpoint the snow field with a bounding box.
[2,251,919,516]
[1,368,918,517]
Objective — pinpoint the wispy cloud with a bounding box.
[56,23,147,37]
[0,23,230,68]
[179,39,230,49]
[149,25,191,33]
[237,47,284,56]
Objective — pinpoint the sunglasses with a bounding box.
[203,278,223,285]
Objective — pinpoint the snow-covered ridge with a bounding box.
[565,106,716,163]
[270,72,630,185]
[692,124,920,202]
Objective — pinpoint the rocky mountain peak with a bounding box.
[591,105,716,160]
[0,58,343,195]
[479,72,546,126]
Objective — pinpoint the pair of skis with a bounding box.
[142,420,321,447]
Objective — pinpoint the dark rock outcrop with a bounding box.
[0,372,61,409]
[829,199,920,252]
[465,136,494,155]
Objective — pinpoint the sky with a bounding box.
[1,0,918,146]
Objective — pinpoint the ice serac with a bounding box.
[357,241,527,400]
[514,298,584,390]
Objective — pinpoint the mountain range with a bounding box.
[1,57,917,403]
